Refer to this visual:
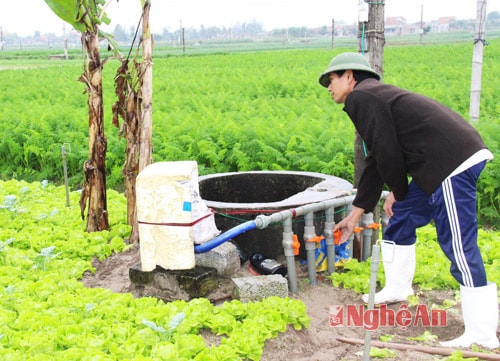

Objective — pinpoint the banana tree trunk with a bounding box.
[131,0,153,242]
[118,0,153,243]
[139,0,153,173]
[119,63,140,241]
[79,27,110,232]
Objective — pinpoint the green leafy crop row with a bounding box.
[1,178,498,359]
[0,179,309,360]
[0,41,499,226]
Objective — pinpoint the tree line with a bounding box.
[2,11,500,50]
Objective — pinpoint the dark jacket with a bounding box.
[343,78,487,211]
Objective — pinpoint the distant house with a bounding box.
[336,14,458,39]
[430,16,457,32]
[334,23,357,37]
[385,16,406,36]
[385,16,421,36]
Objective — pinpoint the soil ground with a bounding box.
[82,243,500,360]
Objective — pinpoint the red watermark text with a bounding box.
[329,304,447,331]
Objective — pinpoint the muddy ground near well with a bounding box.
[82,243,500,360]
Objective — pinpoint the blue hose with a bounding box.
[194,220,257,253]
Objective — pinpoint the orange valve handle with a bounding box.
[292,234,300,256]
[333,229,342,245]
[353,226,364,234]
[306,235,324,243]
[334,227,363,245]
[366,223,381,230]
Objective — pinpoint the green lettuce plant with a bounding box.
[0,179,310,360]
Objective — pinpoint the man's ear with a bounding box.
[346,70,354,81]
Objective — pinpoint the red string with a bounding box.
[220,209,282,215]
[138,209,215,227]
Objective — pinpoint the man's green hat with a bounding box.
[319,52,380,88]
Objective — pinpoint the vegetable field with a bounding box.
[1,39,500,358]
[1,40,499,226]
[0,179,310,360]
[1,178,500,359]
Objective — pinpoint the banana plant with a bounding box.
[45,0,153,239]
[43,0,118,50]
[112,0,153,243]
[43,0,117,232]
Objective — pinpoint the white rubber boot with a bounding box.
[440,282,499,349]
[362,243,415,305]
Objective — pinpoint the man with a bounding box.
[320,52,498,349]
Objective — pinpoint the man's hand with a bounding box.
[333,206,364,243]
[383,191,397,218]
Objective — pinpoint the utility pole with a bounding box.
[180,20,185,54]
[0,26,4,50]
[140,0,154,174]
[331,18,335,48]
[470,0,487,123]
[420,5,424,45]
[63,23,68,60]
[354,0,385,187]
[364,1,385,79]
[355,0,386,264]
[356,0,386,75]
[357,0,368,56]
[354,1,368,190]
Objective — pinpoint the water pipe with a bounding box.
[255,194,356,292]
[194,193,358,292]
[254,194,356,229]
[359,191,389,260]
[342,202,355,260]
[197,193,356,255]
[194,220,257,253]
[363,239,394,361]
[324,206,335,274]
[282,216,298,293]
[303,211,317,285]
[361,212,375,260]
[363,240,382,361]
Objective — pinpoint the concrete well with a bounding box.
[199,171,353,260]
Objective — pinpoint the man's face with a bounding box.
[327,70,354,104]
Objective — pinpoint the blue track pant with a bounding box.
[383,161,487,287]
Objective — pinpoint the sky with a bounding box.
[1,0,500,36]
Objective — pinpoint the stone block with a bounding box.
[129,263,219,302]
[195,242,240,277]
[129,263,155,284]
[231,275,288,302]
